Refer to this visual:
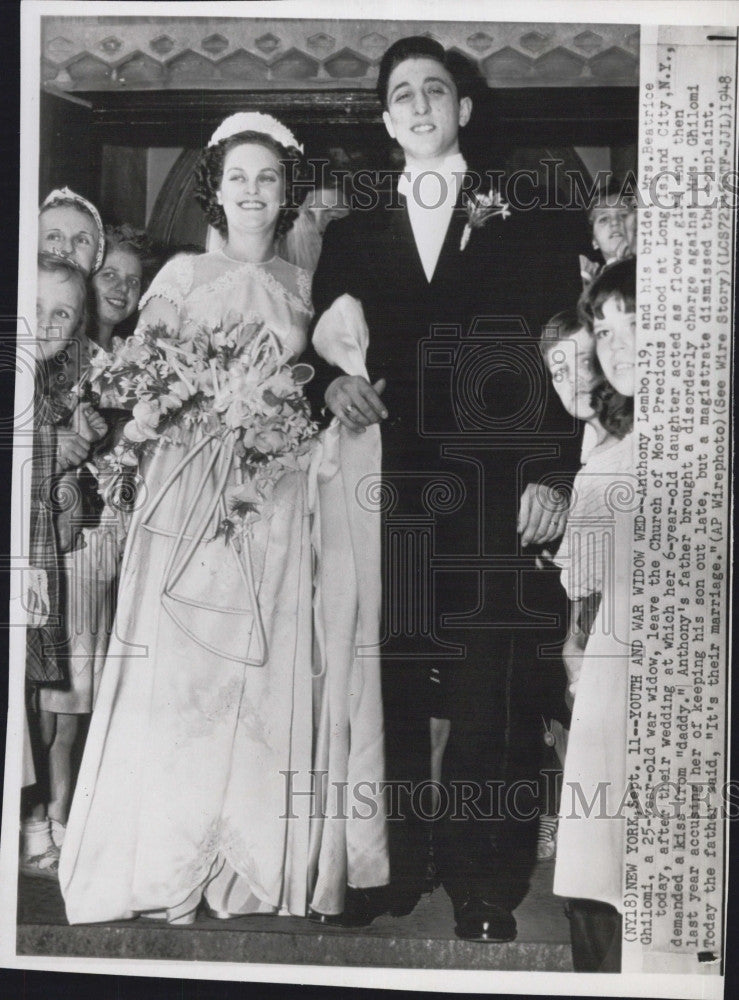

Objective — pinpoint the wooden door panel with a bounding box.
[39,91,99,204]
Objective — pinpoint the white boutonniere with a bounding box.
[460,188,511,251]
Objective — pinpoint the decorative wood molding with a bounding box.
[42,17,639,91]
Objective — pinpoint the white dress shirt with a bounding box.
[397,153,467,282]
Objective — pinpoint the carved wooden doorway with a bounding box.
[41,86,638,251]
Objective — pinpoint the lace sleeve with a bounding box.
[138,254,196,315]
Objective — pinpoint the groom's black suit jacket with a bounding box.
[308,172,584,567]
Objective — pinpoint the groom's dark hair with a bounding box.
[376,36,474,108]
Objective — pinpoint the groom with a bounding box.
[307,36,583,941]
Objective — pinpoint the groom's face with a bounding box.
[382,57,472,166]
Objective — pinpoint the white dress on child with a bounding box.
[60,251,317,923]
[554,433,629,603]
[554,432,634,909]
[40,336,129,716]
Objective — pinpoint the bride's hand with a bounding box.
[325,376,387,433]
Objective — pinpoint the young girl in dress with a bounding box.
[37,224,156,849]
[92,225,155,342]
[21,253,103,878]
[29,190,107,865]
[554,257,636,972]
[534,306,628,862]
[540,308,626,705]
[580,179,637,287]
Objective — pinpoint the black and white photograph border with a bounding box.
[0,0,735,995]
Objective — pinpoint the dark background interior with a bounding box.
[41,86,638,251]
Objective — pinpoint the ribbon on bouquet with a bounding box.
[129,428,268,666]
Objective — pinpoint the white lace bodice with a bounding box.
[139,250,313,357]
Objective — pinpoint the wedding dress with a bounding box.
[60,251,317,923]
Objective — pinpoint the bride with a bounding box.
[60,113,322,924]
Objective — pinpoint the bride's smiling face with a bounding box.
[217,142,285,237]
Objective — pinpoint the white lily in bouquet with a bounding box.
[87,317,317,530]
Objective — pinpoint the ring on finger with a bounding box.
[345,403,357,415]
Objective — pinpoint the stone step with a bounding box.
[17,856,573,971]
[18,921,572,971]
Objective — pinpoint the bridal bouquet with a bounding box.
[88,319,317,522]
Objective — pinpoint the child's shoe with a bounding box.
[20,818,60,880]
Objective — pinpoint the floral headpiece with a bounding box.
[39,186,106,272]
[207,112,303,153]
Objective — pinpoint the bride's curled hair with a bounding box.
[193,131,304,243]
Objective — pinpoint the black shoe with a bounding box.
[308,886,390,928]
[307,907,343,926]
[454,897,517,943]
